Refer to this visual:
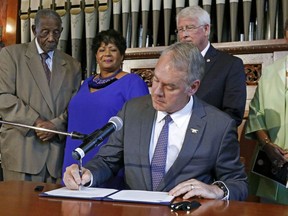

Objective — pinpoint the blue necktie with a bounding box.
[151,115,172,190]
[40,53,51,84]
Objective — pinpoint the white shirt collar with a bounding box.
[201,42,210,57]
[35,39,54,59]
[156,96,193,127]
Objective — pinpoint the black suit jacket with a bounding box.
[86,95,248,201]
[196,45,246,126]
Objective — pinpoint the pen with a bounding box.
[78,159,83,191]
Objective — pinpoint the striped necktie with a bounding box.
[40,53,51,84]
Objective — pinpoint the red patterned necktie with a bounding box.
[151,115,172,191]
[40,53,51,84]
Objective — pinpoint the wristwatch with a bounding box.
[212,181,229,200]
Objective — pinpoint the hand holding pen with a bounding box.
[63,164,92,190]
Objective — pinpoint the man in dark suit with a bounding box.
[176,6,246,127]
[0,9,82,183]
[63,42,247,201]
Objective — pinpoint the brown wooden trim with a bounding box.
[0,0,19,45]
[215,39,288,54]
[125,39,288,60]
[124,46,165,60]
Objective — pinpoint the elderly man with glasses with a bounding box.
[176,6,246,128]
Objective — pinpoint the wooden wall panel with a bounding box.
[0,0,19,46]
[0,0,7,42]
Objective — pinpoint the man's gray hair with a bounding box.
[34,9,62,29]
[160,42,205,85]
[176,6,211,36]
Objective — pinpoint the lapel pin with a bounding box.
[206,59,210,62]
[191,128,198,134]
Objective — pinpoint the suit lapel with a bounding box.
[50,51,67,101]
[139,98,156,190]
[25,41,54,112]
[204,45,218,74]
[158,97,207,191]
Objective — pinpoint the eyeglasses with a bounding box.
[175,25,205,34]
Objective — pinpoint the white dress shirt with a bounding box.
[35,39,54,71]
[201,42,210,57]
[149,96,193,173]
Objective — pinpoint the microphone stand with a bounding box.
[0,119,86,189]
[0,119,86,140]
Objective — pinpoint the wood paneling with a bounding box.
[0,0,7,42]
[0,0,19,45]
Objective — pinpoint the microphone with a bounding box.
[72,116,123,160]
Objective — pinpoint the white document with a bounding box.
[42,187,117,199]
[107,190,174,204]
[41,187,174,205]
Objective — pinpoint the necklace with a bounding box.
[88,69,122,89]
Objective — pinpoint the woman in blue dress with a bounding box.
[62,29,149,187]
